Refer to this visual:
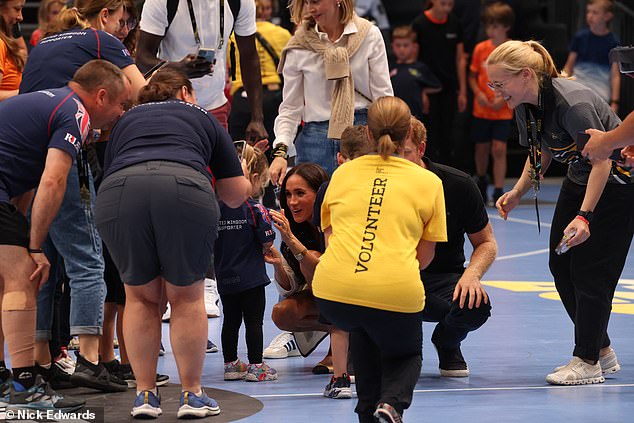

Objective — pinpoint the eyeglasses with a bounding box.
[118,17,137,31]
[486,75,515,91]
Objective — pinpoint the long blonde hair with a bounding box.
[242,144,270,198]
[47,0,123,36]
[368,97,412,160]
[486,40,561,85]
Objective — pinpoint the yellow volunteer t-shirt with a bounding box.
[312,155,447,313]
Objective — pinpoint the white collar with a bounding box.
[314,20,358,43]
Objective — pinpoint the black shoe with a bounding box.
[35,363,74,390]
[69,354,127,392]
[434,344,470,377]
[119,363,170,388]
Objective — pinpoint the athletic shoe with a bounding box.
[206,340,218,353]
[131,390,162,419]
[224,359,248,381]
[8,375,85,413]
[162,304,171,323]
[159,341,166,356]
[546,357,605,385]
[245,362,278,382]
[69,354,127,392]
[53,347,75,375]
[553,348,621,375]
[323,374,352,399]
[177,389,220,418]
[374,403,403,423]
[435,344,470,377]
[112,363,170,388]
[599,348,621,374]
[67,337,80,351]
[0,379,10,411]
[204,278,220,318]
[35,363,74,390]
[263,331,300,359]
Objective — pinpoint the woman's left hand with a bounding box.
[270,209,294,242]
[564,217,591,248]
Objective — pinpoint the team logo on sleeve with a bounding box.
[64,133,81,151]
[72,98,91,141]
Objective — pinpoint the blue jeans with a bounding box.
[36,162,106,340]
[295,110,368,175]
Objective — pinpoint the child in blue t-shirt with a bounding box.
[563,0,620,112]
[215,143,278,382]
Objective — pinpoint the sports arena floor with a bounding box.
[4,178,634,422]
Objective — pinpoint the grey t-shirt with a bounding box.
[515,78,631,185]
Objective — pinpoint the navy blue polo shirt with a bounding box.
[214,199,275,295]
[0,87,89,202]
[103,100,243,181]
[20,28,134,93]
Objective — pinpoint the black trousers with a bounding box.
[421,272,491,349]
[317,298,422,423]
[220,285,266,364]
[549,177,634,361]
[228,87,282,143]
[422,89,458,166]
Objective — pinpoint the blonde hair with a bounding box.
[486,40,561,85]
[242,144,270,197]
[588,0,614,14]
[48,0,124,35]
[392,25,416,42]
[409,117,427,147]
[368,97,412,160]
[289,0,354,27]
[37,0,66,31]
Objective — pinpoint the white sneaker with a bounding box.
[162,303,171,322]
[263,332,300,359]
[546,357,605,385]
[553,348,621,375]
[599,347,620,374]
[204,278,220,318]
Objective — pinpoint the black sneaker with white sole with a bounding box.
[69,354,127,392]
[35,363,74,390]
[434,344,470,377]
[118,364,170,388]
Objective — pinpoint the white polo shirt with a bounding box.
[141,0,256,110]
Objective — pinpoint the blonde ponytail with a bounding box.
[487,40,561,85]
[368,97,411,160]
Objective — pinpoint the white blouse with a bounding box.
[273,21,393,150]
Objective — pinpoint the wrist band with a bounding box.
[272,144,288,160]
[28,248,44,254]
[575,215,589,225]
[611,99,620,104]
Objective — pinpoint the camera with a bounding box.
[609,46,634,75]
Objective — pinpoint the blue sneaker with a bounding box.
[131,390,162,419]
[177,389,220,418]
[8,375,84,412]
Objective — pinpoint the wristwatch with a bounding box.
[294,248,308,262]
[577,210,594,223]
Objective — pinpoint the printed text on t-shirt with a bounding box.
[355,177,387,273]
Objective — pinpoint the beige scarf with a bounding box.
[278,15,373,139]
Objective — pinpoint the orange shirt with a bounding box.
[469,39,512,120]
[0,39,22,92]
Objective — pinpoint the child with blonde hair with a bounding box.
[215,143,278,382]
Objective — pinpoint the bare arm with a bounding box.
[610,62,620,113]
[135,31,164,74]
[583,111,634,160]
[416,238,436,270]
[214,176,251,208]
[563,51,577,77]
[235,34,267,141]
[453,223,496,309]
[122,65,148,99]
[456,42,467,112]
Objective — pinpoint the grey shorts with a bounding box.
[95,161,219,286]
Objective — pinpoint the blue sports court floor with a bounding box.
[4,178,634,422]
[159,177,634,422]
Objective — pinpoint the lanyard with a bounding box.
[186,0,225,50]
[525,91,543,234]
